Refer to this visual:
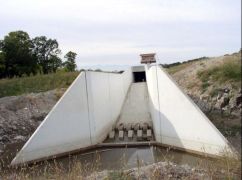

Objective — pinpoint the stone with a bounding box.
[220,96,230,108]
[217,92,223,100]
[236,94,242,106]
[224,88,230,93]
[1,135,10,143]
[200,94,209,101]
[14,135,26,141]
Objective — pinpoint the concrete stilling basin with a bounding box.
[11,64,235,165]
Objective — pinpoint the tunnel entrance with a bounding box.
[133,72,146,82]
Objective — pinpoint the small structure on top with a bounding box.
[140,53,156,64]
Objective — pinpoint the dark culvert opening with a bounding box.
[133,72,146,82]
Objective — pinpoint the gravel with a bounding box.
[0,89,65,154]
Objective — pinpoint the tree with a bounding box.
[0,31,37,77]
[0,52,5,78]
[32,36,61,74]
[63,51,77,72]
[49,55,62,73]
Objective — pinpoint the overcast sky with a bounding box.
[0,0,241,69]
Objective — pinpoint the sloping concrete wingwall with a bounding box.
[86,69,132,144]
[12,69,132,165]
[145,65,232,156]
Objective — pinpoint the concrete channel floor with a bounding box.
[104,82,154,143]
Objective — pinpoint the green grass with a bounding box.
[197,58,241,84]
[0,71,80,98]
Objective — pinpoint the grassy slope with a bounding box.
[165,52,241,94]
[197,57,241,82]
[0,72,79,98]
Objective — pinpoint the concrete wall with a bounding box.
[145,66,162,142]
[145,65,232,156]
[132,65,145,72]
[86,69,132,144]
[12,69,132,165]
[12,72,91,164]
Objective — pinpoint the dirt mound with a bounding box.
[0,89,66,154]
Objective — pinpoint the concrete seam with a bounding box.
[108,74,113,126]
[155,64,162,143]
[85,71,93,145]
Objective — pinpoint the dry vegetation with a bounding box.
[0,71,79,98]
[165,52,241,96]
[0,148,241,179]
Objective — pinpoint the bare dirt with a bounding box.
[0,89,66,156]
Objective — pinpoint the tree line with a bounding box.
[0,30,77,78]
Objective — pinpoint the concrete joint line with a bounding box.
[85,72,93,145]
[155,65,162,143]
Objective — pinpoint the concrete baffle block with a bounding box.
[119,130,124,140]
[137,130,143,141]
[147,129,152,140]
[109,131,115,139]
[128,130,134,139]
